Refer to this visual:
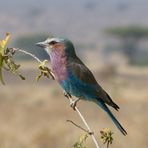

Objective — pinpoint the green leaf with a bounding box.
[73,134,88,148]
[36,60,54,81]
[4,48,25,81]
[0,33,11,84]
[100,128,114,147]
[0,54,5,84]
[0,33,11,55]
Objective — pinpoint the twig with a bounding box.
[66,95,100,148]
[66,120,91,134]
[107,141,109,148]
[12,48,42,63]
[10,48,55,80]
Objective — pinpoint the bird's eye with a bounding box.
[49,41,57,45]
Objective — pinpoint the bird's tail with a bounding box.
[97,100,127,135]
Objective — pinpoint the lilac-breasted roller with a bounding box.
[36,37,127,135]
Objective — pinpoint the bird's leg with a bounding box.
[63,91,80,110]
[70,98,80,110]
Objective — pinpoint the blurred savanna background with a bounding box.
[0,0,148,147]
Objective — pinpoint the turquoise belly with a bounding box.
[60,72,98,100]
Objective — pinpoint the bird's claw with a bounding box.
[70,99,80,110]
[64,91,72,99]
[63,91,79,110]
[70,101,76,110]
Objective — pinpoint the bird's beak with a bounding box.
[36,41,47,48]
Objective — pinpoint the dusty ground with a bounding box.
[0,62,148,148]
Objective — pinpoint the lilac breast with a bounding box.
[50,50,67,82]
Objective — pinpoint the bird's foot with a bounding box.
[63,91,79,110]
[70,98,80,110]
[63,91,72,99]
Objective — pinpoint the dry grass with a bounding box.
[0,62,148,148]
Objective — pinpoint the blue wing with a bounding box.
[67,57,119,110]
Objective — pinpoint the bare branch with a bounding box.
[12,48,42,63]
[65,95,100,148]
[66,120,92,134]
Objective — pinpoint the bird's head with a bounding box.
[36,37,76,57]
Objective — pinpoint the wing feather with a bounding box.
[67,57,119,110]
[68,57,98,85]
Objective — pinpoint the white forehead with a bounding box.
[45,38,63,43]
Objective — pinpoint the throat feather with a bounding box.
[50,50,67,82]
